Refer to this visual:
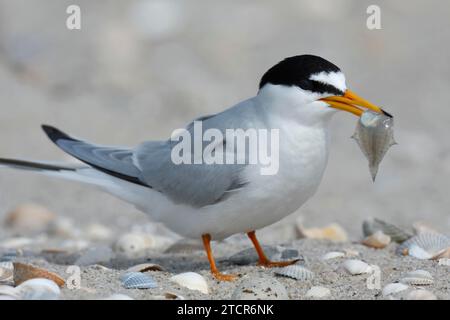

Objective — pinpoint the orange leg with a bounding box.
[247,231,299,267]
[202,234,237,281]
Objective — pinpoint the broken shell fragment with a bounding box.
[321,251,345,261]
[120,272,157,289]
[342,259,372,275]
[296,223,348,242]
[305,286,331,298]
[170,272,209,294]
[362,218,412,243]
[274,264,314,281]
[352,110,396,181]
[13,262,65,287]
[126,263,165,273]
[362,231,391,249]
[382,283,409,297]
[400,270,434,286]
[396,232,450,259]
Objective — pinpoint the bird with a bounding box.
[0,54,388,281]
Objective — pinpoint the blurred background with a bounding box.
[1,0,449,244]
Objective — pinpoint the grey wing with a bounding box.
[42,125,147,186]
[134,140,248,208]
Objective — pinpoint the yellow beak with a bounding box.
[320,90,383,117]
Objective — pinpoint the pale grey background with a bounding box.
[1,0,449,241]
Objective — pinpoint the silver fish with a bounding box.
[352,110,396,181]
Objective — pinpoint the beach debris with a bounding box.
[305,286,331,298]
[274,264,314,281]
[13,262,65,287]
[74,245,115,266]
[342,259,373,275]
[343,248,360,257]
[406,289,437,300]
[126,263,165,273]
[362,231,391,249]
[352,110,396,181]
[229,246,279,266]
[296,223,348,242]
[397,232,450,259]
[170,272,209,294]
[400,270,434,286]
[114,232,156,256]
[120,272,157,289]
[362,218,412,243]
[382,283,409,297]
[164,292,185,300]
[16,278,61,300]
[322,251,345,261]
[231,276,288,300]
[4,204,56,234]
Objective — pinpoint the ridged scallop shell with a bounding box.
[13,262,65,287]
[170,272,209,294]
[382,283,409,297]
[396,232,450,259]
[305,286,331,298]
[352,110,396,181]
[400,270,434,286]
[362,231,391,249]
[322,251,345,260]
[274,265,314,281]
[16,278,61,300]
[120,272,157,289]
[362,218,412,243]
[342,259,373,275]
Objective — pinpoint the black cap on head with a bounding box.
[259,55,344,95]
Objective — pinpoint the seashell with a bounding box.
[84,223,113,241]
[296,223,348,242]
[305,286,331,298]
[229,246,280,266]
[164,292,185,300]
[74,245,115,266]
[101,294,134,300]
[231,276,288,300]
[0,264,13,283]
[114,232,155,256]
[406,289,437,300]
[362,218,412,243]
[120,272,157,289]
[438,258,450,266]
[126,263,165,273]
[343,248,360,257]
[0,294,17,300]
[0,285,20,299]
[400,270,434,286]
[170,272,209,294]
[352,110,396,181]
[274,264,314,281]
[16,278,61,300]
[322,251,345,260]
[396,232,450,259]
[4,204,56,234]
[342,259,373,275]
[362,231,391,249]
[382,283,409,297]
[13,262,65,287]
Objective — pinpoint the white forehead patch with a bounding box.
[309,71,347,92]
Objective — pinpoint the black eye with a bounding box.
[298,79,314,91]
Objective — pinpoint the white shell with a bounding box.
[406,289,437,300]
[120,272,157,289]
[114,233,155,256]
[382,283,409,297]
[397,232,450,259]
[274,265,314,281]
[16,278,61,300]
[305,286,331,298]
[170,272,209,294]
[400,270,434,286]
[0,285,20,299]
[0,262,13,283]
[342,259,373,275]
[321,251,345,261]
[362,231,391,249]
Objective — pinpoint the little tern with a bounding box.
[0,55,388,281]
